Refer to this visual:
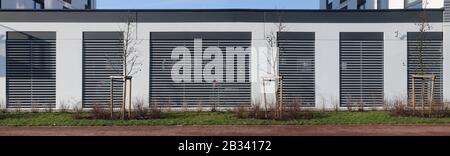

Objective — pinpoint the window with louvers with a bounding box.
[407,32,443,105]
[6,32,56,108]
[150,32,251,107]
[340,32,384,107]
[278,32,315,107]
[445,0,450,22]
[82,32,124,108]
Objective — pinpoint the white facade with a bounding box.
[0,0,96,9]
[0,10,447,111]
[444,0,450,103]
[321,0,443,10]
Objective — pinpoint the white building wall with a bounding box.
[56,28,83,109]
[0,29,5,108]
[383,25,408,102]
[444,0,450,105]
[0,21,444,110]
[314,26,340,109]
[444,22,450,103]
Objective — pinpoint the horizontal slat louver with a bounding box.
[445,0,450,22]
[82,32,124,108]
[150,32,251,107]
[6,32,56,108]
[407,32,443,105]
[278,32,315,107]
[340,32,384,107]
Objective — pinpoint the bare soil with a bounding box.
[1,125,450,136]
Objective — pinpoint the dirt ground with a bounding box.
[1,125,450,136]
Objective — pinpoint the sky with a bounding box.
[97,0,320,9]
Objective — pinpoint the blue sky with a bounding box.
[97,0,319,9]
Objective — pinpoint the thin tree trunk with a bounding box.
[128,78,132,118]
[279,77,283,119]
[429,76,435,115]
[412,77,416,114]
[121,78,127,119]
[421,79,425,116]
[262,80,268,118]
[110,77,114,118]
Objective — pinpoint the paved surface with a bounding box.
[1,125,450,136]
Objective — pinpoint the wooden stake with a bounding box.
[275,78,279,119]
[421,79,425,116]
[121,78,126,120]
[429,76,436,115]
[262,78,268,119]
[279,77,283,119]
[128,78,132,118]
[412,77,415,114]
[110,77,114,118]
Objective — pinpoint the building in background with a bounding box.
[0,0,96,9]
[320,0,443,10]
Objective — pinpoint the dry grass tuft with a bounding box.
[385,99,450,118]
[234,102,316,120]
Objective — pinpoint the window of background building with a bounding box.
[358,4,366,9]
[357,0,366,10]
[377,0,383,9]
[33,0,44,9]
[341,6,348,10]
[63,0,72,4]
[405,0,423,9]
[327,2,333,10]
[340,0,347,4]
[85,0,92,9]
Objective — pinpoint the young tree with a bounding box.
[263,12,286,119]
[416,2,431,74]
[110,14,143,119]
[411,0,436,116]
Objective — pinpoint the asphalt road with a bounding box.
[1,125,450,136]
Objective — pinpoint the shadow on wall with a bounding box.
[0,34,5,78]
[0,24,21,78]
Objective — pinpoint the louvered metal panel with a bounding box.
[340,32,384,107]
[445,0,450,22]
[82,32,124,108]
[278,32,315,107]
[6,32,56,108]
[407,32,443,105]
[150,32,251,107]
